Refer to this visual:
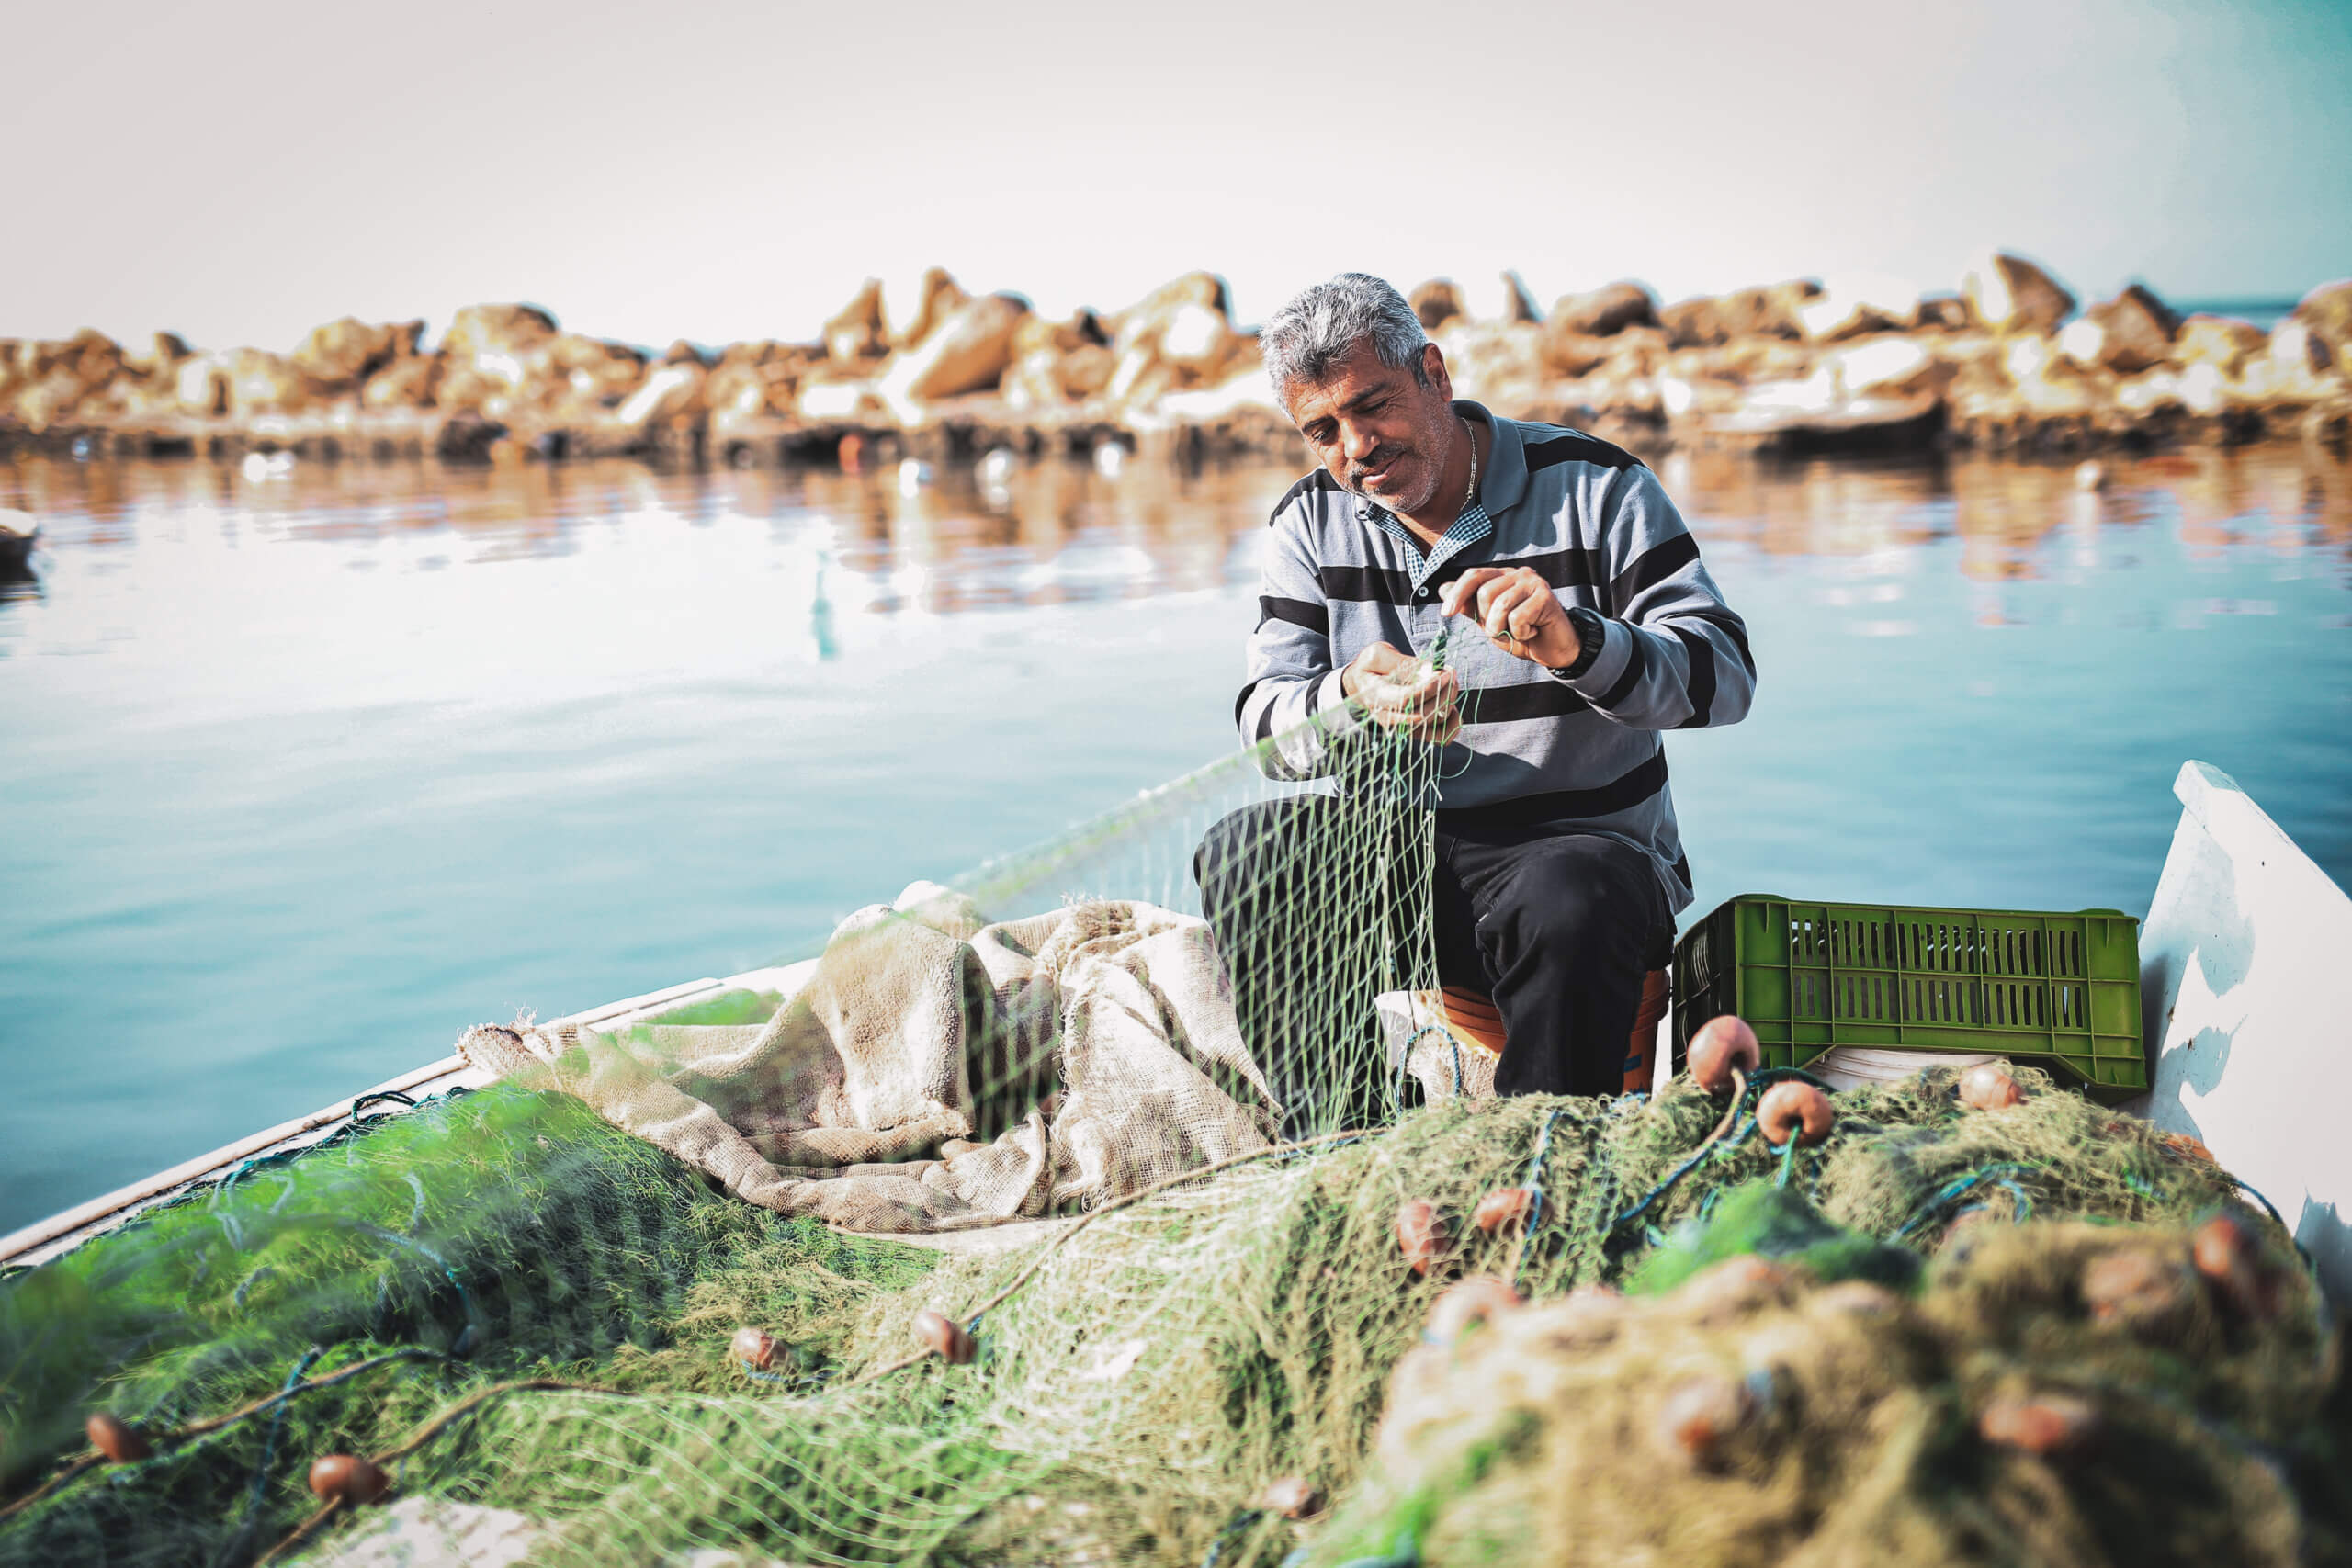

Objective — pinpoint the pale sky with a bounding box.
[7,0,2347,355]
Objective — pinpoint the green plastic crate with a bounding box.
[1671,895,2146,1100]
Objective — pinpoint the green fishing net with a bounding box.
[2,702,2342,1567]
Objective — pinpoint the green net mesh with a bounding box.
[3,699,2343,1567]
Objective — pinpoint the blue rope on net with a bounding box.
[1509,1109,1567,1292]
[1891,1163,2040,1241]
[212,1345,327,1564]
[1609,1110,1760,1239]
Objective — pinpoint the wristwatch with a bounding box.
[1549,605,1607,679]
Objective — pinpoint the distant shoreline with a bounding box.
[5,263,2346,471]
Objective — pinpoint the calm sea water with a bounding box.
[4,441,2349,1234]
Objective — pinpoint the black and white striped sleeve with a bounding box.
[1234,512,1365,779]
[1551,464,1757,730]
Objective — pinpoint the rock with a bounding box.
[824,278,890,366]
[1539,330,1611,378]
[704,355,798,422]
[1911,295,1975,332]
[1098,274,1248,411]
[2083,284,2181,374]
[1059,344,1114,399]
[2175,314,2269,376]
[175,355,231,417]
[130,331,191,375]
[797,378,879,421]
[876,293,1029,419]
[1408,278,1467,331]
[1799,276,1921,343]
[1500,271,1543,324]
[1157,301,1233,374]
[890,266,969,350]
[2,332,128,431]
[1548,281,1658,338]
[2239,321,2339,405]
[436,305,562,413]
[613,361,706,428]
[225,348,315,417]
[1108,271,1231,359]
[293,317,424,385]
[1012,311,1105,358]
[542,334,649,409]
[442,304,558,363]
[2293,278,2352,357]
[2275,318,2335,374]
[1441,321,1546,401]
[1962,252,2075,335]
[1823,337,1951,399]
[1661,281,1816,347]
[361,355,439,410]
[2057,316,2109,371]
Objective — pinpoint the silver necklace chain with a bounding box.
[1460,416,1479,516]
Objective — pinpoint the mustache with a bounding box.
[1344,444,1413,487]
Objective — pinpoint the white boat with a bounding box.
[6,760,2346,1301]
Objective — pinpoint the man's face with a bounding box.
[1280,343,1458,514]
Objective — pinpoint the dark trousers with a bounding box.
[1193,795,1670,1124]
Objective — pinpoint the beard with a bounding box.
[1344,440,1444,513]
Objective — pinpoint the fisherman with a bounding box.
[1194,273,1755,1121]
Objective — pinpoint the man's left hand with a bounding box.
[1441,566,1581,670]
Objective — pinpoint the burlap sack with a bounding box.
[458,886,1282,1233]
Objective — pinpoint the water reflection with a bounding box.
[2,440,2348,629]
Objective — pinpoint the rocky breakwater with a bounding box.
[0,268,1273,468]
[3,259,2347,468]
[1430,260,2352,457]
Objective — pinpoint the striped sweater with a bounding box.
[1236,401,1757,914]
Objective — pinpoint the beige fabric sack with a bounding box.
[458,886,1282,1234]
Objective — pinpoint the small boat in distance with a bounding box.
[0,509,37,580]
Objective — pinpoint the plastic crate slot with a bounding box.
[1795,974,1825,1020]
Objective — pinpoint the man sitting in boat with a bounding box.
[1194,272,1756,1122]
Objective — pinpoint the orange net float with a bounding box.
[1473,1187,1533,1234]
[1395,1199,1453,1278]
[912,1308,975,1365]
[1758,1082,1835,1147]
[85,1413,151,1464]
[1687,1015,1761,1096]
[308,1454,391,1506]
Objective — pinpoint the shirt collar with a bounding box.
[1352,402,1514,590]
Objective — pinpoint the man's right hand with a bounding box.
[1341,642,1462,745]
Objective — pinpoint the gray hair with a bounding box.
[1260,273,1429,393]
